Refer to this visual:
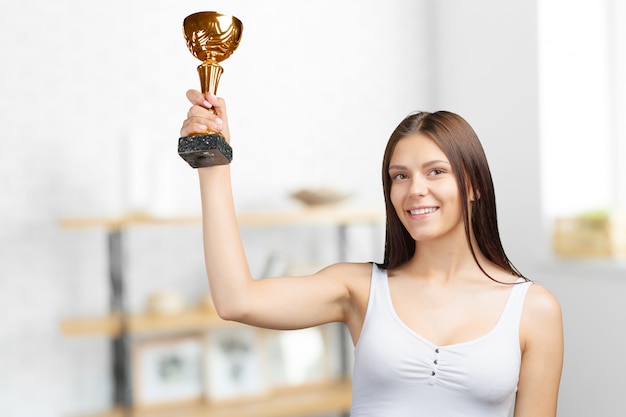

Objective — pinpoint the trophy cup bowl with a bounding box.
[178,12,243,168]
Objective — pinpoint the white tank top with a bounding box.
[351,264,531,417]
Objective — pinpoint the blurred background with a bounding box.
[1,0,625,416]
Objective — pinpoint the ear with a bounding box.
[463,174,479,202]
[469,188,481,202]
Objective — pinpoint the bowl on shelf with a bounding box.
[290,187,351,207]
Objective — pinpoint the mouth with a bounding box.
[408,207,438,216]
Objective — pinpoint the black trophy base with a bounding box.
[178,133,233,168]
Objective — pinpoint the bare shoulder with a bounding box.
[316,262,374,301]
[318,262,374,339]
[521,282,563,350]
[524,283,562,319]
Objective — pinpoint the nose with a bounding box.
[408,175,428,197]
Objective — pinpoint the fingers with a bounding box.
[180,90,228,139]
[203,93,228,120]
[185,89,205,105]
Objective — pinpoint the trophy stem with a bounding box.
[198,61,223,95]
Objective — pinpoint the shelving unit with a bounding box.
[60,207,383,417]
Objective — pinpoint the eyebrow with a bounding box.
[388,160,451,171]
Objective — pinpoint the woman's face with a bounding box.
[388,133,465,244]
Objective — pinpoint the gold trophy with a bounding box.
[178,11,243,168]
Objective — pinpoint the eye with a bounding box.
[428,168,447,176]
[390,172,408,181]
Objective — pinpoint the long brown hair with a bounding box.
[380,111,525,282]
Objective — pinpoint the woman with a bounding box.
[180,90,563,417]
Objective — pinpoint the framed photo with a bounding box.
[262,325,333,390]
[204,326,268,403]
[131,334,204,409]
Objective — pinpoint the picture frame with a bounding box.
[204,326,268,403]
[131,334,204,409]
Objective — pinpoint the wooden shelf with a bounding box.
[59,208,364,417]
[59,207,384,230]
[60,309,243,337]
[74,379,352,417]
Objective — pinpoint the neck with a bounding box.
[404,232,490,284]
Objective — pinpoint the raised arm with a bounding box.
[180,91,369,331]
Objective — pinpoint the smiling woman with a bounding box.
[181,90,564,417]
[388,134,462,248]
[381,111,523,281]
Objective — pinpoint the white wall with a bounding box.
[0,1,427,416]
[1,0,624,416]
[430,2,626,416]
[429,0,543,268]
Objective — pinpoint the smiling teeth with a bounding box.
[410,207,437,215]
